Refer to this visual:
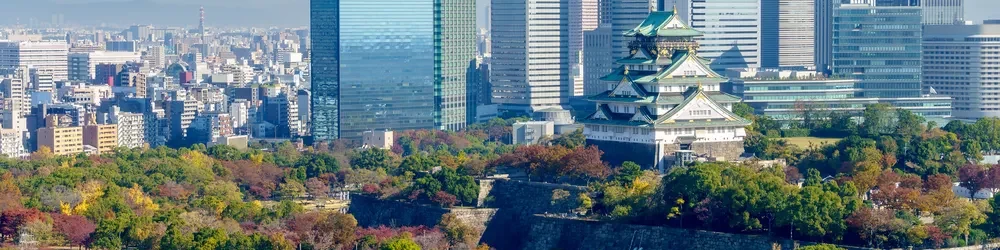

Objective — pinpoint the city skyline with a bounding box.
[0,0,995,29]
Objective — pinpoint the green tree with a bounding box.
[381,235,421,250]
[781,186,847,242]
[397,153,438,174]
[296,152,341,179]
[552,128,585,149]
[862,104,895,137]
[277,180,307,200]
[614,161,642,184]
[799,244,845,250]
[351,148,396,171]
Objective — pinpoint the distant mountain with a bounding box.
[0,0,309,28]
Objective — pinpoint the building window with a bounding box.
[689,110,711,116]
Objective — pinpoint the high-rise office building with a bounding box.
[570,0,601,97]
[924,24,1000,120]
[310,0,476,140]
[0,41,69,81]
[491,0,571,114]
[611,0,656,58]
[833,3,922,98]
[105,41,139,52]
[689,0,762,72]
[68,51,141,82]
[920,0,962,25]
[815,0,836,72]
[762,0,815,68]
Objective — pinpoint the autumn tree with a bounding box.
[0,173,22,212]
[52,213,95,248]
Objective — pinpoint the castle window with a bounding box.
[689,110,712,116]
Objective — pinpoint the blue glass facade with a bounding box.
[832,5,923,98]
[313,0,462,140]
[311,0,340,140]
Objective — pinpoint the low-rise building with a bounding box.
[36,116,83,156]
[84,124,118,155]
[723,68,953,121]
[513,121,555,145]
[362,130,394,149]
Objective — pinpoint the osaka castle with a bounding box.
[582,10,752,170]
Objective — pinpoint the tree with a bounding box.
[959,165,988,198]
[782,186,847,242]
[861,104,895,137]
[297,152,341,179]
[557,146,610,180]
[431,191,459,207]
[935,199,986,244]
[381,235,421,250]
[277,180,307,200]
[440,213,478,246]
[397,154,438,174]
[304,178,330,199]
[51,214,97,249]
[351,148,396,171]
[614,162,642,184]
[0,173,22,212]
[31,146,54,161]
[0,208,45,242]
[552,128,585,149]
[799,244,845,250]
[846,207,897,247]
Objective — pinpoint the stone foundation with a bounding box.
[689,140,744,161]
[586,139,656,168]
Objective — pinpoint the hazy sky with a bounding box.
[0,0,996,28]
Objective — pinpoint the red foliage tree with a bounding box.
[924,174,953,193]
[959,165,988,197]
[846,207,896,247]
[157,181,192,200]
[223,160,285,199]
[51,213,96,247]
[557,146,610,180]
[0,208,45,241]
[431,191,459,207]
[925,225,951,248]
[361,184,380,195]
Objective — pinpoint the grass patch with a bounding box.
[784,137,841,148]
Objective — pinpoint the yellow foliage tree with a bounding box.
[71,181,106,215]
[249,153,265,165]
[126,184,160,215]
[183,151,214,170]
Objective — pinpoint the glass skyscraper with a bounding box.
[832,4,922,98]
[689,0,762,72]
[310,0,475,140]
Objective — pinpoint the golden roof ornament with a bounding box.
[624,65,630,75]
[697,81,703,90]
[672,4,678,14]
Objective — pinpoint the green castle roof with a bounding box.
[623,11,703,37]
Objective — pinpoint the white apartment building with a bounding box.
[0,129,26,159]
[68,51,141,82]
[0,41,69,81]
[230,101,249,129]
[491,0,572,114]
[110,109,148,149]
[924,24,1000,120]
